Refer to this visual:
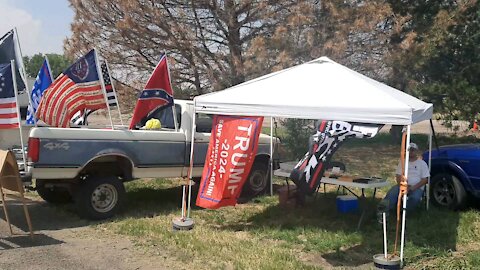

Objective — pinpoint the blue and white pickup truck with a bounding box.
[27,100,279,219]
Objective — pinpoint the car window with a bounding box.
[196,114,213,133]
[137,104,181,129]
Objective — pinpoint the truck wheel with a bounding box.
[36,179,72,204]
[74,176,126,220]
[431,173,467,210]
[241,162,269,197]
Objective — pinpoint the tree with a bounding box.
[385,0,480,127]
[66,0,302,95]
[23,53,71,79]
[66,1,393,94]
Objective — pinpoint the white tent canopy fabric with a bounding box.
[195,57,433,125]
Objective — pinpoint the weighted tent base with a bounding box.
[172,217,194,231]
[373,254,401,269]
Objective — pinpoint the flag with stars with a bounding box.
[70,61,117,126]
[290,120,382,195]
[26,58,52,125]
[36,49,107,128]
[129,54,173,129]
[101,61,118,107]
[0,63,20,129]
[0,30,25,92]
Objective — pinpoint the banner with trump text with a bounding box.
[196,115,264,209]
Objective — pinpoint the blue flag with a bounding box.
[26,58,52,125]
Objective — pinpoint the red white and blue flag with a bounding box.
[36,49,107,128]
[26,57,53,125]
[0,63,20,129]
[70,61,117,126]
[129,54,173,129]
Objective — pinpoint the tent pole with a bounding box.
[400,125,411,265]
[186,103,197,219]
[427,122,433,210]
[172,100,196,230]
[270,117,273,196]
[429,119,439,151]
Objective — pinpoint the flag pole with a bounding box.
[104,60,124,126]
[13,28,33,126]
[165,52,178,131]
[13,28,29,87]
[11,60,27,168]
[93,49,114,129]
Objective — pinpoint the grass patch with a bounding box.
[96,136,480,269]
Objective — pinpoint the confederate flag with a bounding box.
[129,54,173,129]
[36,49,107,128]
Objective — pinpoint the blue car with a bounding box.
[423,144,480,209]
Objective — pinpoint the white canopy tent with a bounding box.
[183,57,433,264]
[195,57,432,125]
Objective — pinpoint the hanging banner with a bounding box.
[196,115,264,209]
[290,120,382,195]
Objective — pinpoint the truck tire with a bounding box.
[431,173,467,210]
[241,161,269,197]
[36,179,72,204]
[74,176,126,220]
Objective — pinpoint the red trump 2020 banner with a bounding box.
[196,115,264,209]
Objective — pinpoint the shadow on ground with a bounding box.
[0,234,64,250]
[220,191,461,268]
[0,192,90,233]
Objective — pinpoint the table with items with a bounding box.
[274,167,390,229]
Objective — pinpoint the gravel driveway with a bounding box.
[0,193,171,270]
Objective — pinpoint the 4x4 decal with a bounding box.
[43,142,70,151]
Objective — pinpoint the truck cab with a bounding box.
[27,100,280,219]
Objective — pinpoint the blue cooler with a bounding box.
[336,195,358,213]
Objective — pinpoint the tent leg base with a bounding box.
[172,217,194,231]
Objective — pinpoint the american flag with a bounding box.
[101,61,118,107]
[70,61,118,126]
[36,49,107,128]
[0,63,19,129]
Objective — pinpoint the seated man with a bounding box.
[382,142,430,211]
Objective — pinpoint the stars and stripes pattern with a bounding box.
[36,49,107,128]
[70,61,118,126]
[0,63,19,129]
[101,61,117,107]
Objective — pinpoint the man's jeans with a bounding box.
[384,185,424,211]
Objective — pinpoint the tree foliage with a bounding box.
[66,0,392,95]
[386,0,480,125]
[23,53,71,79]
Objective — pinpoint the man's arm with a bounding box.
[410,177,428,192]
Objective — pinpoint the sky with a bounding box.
[0,0,74,56]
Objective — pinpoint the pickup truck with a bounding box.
[423,144,480,210]
[27,100,279,219]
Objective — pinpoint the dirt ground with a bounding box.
[0,192,172,270]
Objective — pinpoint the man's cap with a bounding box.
[409,142,419,150]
